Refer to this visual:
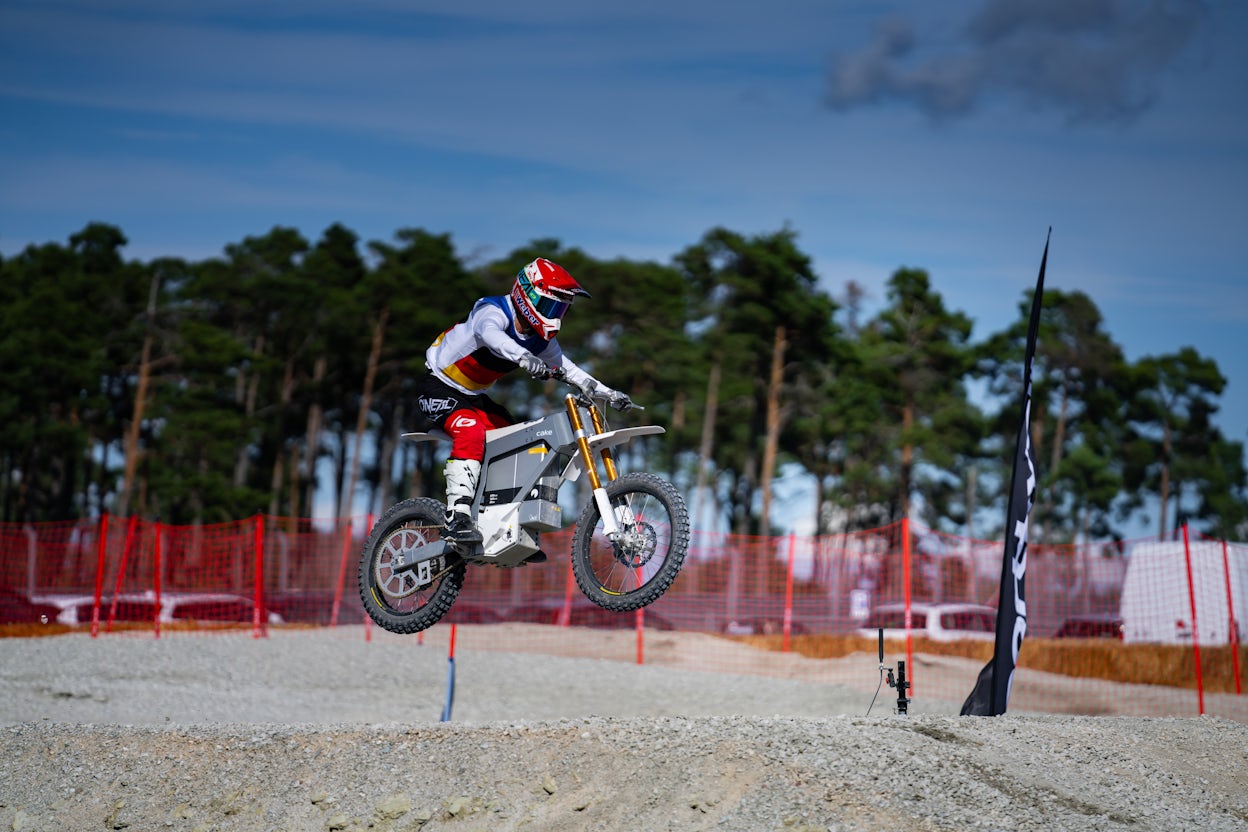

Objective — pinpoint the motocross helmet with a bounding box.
[510,257,590,340]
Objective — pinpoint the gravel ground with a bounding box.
[2,628,1247,831]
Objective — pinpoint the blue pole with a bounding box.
[441,624,457,722]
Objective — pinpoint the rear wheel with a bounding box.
[571,473,689,611]
[359,498,466,634]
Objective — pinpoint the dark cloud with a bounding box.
[825,0,1211,124]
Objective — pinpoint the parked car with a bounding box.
[1055,614,1124,640]
[67,595,160,625]
[36,591,283,626]
[27,593,101,625]
[0,587,63,625]
[504,599,674,630]
[858,602,998,642]
[161,592,284,625]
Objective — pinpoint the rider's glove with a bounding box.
[605,390,634,411]
[519,354,551,379]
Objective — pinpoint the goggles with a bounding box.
[518,272,572,320]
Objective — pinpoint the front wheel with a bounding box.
[571,472,690,611]
[359,497,466,634]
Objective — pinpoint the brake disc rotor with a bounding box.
[613,522,658,568]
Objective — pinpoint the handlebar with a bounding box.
[541,366,642,411]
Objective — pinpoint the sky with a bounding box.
[1,0,1246,534]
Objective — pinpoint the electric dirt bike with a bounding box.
[358,372,690,634]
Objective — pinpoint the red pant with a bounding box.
[415,372,517,460]
[444,407,512,460]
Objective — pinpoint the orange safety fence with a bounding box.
[1,514,1245,721]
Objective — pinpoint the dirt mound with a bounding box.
[2,629,1247,831]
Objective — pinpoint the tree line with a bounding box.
[2,222,1245,543]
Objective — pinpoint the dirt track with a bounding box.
[2,628,1247,831]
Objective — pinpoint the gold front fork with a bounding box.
[564,394,619,488]
[565,393,624,539]
[587,404,619,482]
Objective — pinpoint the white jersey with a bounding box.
[426,295,601,395]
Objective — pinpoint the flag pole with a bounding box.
[961,228,1048,716]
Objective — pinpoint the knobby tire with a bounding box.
[571,472,690,611]
[358,497,466,634]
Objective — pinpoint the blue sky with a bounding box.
[2,0,1246,531]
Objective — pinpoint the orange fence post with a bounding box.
[902,517,914,696]
[153,520,163,640]
[1221,538,1242,695]
[782,532,796,653]
[636,608,644,665]
[252,514,266,639]
[330,518,353,628]
[106,516,139,633]
[90,512,109,638]
[1181,524,1205,715]
[558,555,575,627]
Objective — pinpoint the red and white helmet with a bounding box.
[510,257,590,339]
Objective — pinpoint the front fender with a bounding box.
[588,424,665,453]
[560,425,665,481]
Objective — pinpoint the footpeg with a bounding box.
[443,512,483,545]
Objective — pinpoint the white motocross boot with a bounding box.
[443,458,483,545]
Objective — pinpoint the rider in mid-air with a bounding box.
[415,257,631,546]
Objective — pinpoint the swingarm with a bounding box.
[387,539,459,585]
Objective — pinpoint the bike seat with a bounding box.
[401,429,451,443]
[400,421,533,443]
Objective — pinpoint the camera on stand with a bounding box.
[867,627,911,716]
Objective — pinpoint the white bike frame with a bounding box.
[402,391,663,567]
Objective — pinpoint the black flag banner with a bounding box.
[961,229,1048,717]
